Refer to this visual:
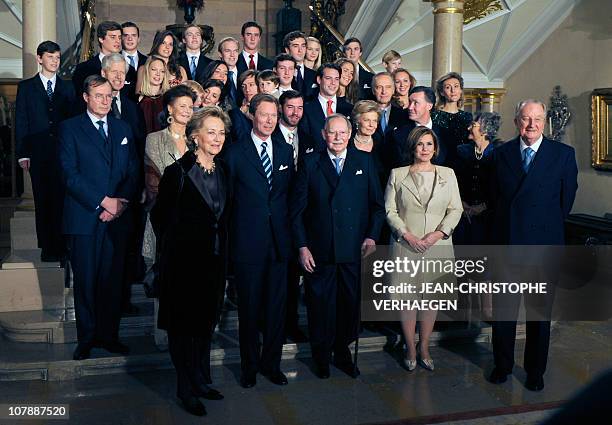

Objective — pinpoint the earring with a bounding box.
[167,115,174,124]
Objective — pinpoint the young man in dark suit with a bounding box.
[237,21,274,74]
[299,63,353,152]
[101,53,146,313]
[72,21,137,108]
[223,94,295,388]
[15,40,75,262]
[343,37,374,99]
[121,22,147,71]
[59,75,140,361]
[488,99,578,392]
[178,24,212,82]
[290,113,385,379]
[284,31,318,100]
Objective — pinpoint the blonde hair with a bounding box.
[181,80,204,97]
[352,100,381,124]
[306,37,322,69]
[382,50,401,64]
[140,55,170,96]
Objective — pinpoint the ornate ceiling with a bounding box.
[362,0,579,88]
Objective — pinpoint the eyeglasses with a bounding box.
[326,130,349,137]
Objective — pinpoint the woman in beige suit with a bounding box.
[385,127,462,371]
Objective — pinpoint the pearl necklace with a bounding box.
[474,145,484,160]
[354,135,372,145]
[196,153,216,174]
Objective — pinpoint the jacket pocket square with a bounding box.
[311,83,318,88]
[364,84,370,89]
[306,148,314,153]
[279,165,289,171]
[121,137,128,145]
[355,169,363,175]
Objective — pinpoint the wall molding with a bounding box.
[345,0,402,59]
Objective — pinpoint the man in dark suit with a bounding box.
[15,41,75,262]
[271,90,312,344]
[372,71,409,141]
[299,63,353,152]
[237,21,274,74]
[101,53,146,313]
[72,21,137,109]
[59,75,140,361]
[218,37,240,108]
[178,24,212,82]
[223,94,295,388]
[284,31,318,100]
[343,38,374,99]
[274,53,297,95]
[389,86,452,168]
[488,99,578,392]
[290,113,384,379]
[121,21,147,71]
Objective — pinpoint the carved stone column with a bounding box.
[429,0,465,85]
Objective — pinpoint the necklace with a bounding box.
[354,135,372,145]
[196,154,216,174]
[168,127,184,141]
[474,145,484,160]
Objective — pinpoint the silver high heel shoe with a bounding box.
[417,342,434,371]
[403,344,417,371]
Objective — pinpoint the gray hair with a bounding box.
[515,99,547,120]
[473,112,501,141]
[101,52,129,72]
[324,113,351,132]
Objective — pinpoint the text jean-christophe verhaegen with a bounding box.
[368,257,548,312]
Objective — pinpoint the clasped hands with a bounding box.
[99,196,129,222]
[299,238,376,273]
[403,231,444,253]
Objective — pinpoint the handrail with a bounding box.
[308,5,373,73]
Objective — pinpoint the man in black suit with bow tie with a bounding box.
[299,63,353,152]
[290,113,385,379]
[15,40,75,262]
[59,75,140,360]
[223,94,295,388]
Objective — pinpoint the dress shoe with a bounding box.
[98,340,130,355]
[417,342,434,371]
[334,361,360,378]
[403,357,417,371]
[488,368,509,384]
[178,395,206,416]
[525,374,544,391]
[286,328,308,343]
[263,371,288,386]
[315,363,330,379]
[193,385,224,400]
[73,343,92,360]
[240,373,256,388]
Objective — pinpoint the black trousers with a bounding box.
[30,159,64,256]
[121,203,145,309]
[285,259,302,334]
[304,262,360,366]
[234,260,287,375]
[167,332,212,398]
[69,220,128,344]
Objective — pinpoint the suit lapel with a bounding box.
[187,164,216,213]
[318,151,339,189]
[80,114,110,164]
[503,138,524,180]
[516,137,556,197]
[242,138,267,179]
[399,166,423,207]
[336,148,356,191]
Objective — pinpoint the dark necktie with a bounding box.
[296,66,304,91]
[96,120,107,143]
[190,56,197,78]
[260,141,272,189]
[46,80,53,101]
[248,54,255,70]
[111,96,121,119]
[228,70,237,102]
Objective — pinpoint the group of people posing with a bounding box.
[15,19,578,417]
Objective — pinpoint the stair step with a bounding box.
[0,323,506,382]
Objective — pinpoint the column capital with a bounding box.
[426,0,465,15]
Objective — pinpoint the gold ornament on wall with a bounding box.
[463,0,503,25]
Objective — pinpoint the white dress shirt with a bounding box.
[39,73,57,92]
[123,51,139,69]
[88,111,108,137]
[318,94,337,117]
[242,51,259,68]
[112,93,122,114]
[416,117,433,129]
[251,130,273,163]
[228,66,238,87]
[520,135,543,154]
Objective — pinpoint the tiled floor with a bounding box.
[1,321,611,424]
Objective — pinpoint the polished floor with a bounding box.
[1,320,611,425]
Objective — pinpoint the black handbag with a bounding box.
[142,158,186,298]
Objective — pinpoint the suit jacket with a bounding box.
[358,65,374,100]
[236,52,274,75]
[375,105,409,140]
[178,52,212,82]
[15,75,75,160]
[299,97,354,152]
[385,165,463,243]
[490,136,578,245]
[72,56,137,108]
[292,66,318,101]
[271,125,315,165]
[118,92,146,162]
[389,120,454,168]
[122,51,147,70]
[59,113,140,235]
[227,108,253,144]
[290,148,384,264]
[223,134,295,263]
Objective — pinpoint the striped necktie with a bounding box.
[46,80,53,101]
[260,141,272,189]
[190,56,197,78]
[523,147,535,172]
